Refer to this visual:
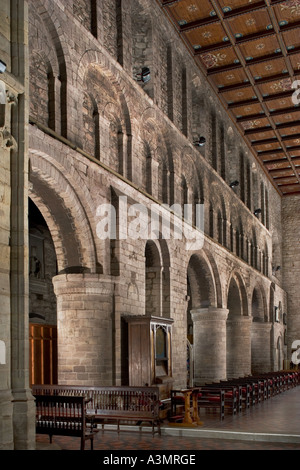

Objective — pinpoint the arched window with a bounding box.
[181,176,188,219]
[82,92,100,160]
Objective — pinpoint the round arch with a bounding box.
[251,283,267,323]
[29,154,98,274]
[144,238,171,319]
[187,251,218,310]
[226,271,248,318]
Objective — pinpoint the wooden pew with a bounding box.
[32,384,161,435]
[34,394,96,450]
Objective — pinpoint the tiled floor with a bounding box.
[35,386,300,452]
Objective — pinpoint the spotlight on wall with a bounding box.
[229,180,239,189]
[254,208,261,217]
[135,67,151,83]
[272,265,281,275]
[0,61,6,74]
[193,136,206,147]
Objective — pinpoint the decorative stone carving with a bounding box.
[0,80,18,150]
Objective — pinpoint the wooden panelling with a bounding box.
[29,323,57,387]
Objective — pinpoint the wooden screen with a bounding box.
[29,323,58,386]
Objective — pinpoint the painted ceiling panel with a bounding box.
[157,0,300,195]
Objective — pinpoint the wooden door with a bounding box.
[29,323,57,386]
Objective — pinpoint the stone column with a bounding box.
[227,316,252,378]
[191,307,229,385]
[9,0,36,450]
[251,322,272,374]
[53,273,114,386]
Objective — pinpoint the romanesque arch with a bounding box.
[140,107,173,203]
[29,154,98,274]
[187,252,217,310]
[77,50,132,179]
[144,238,171,319]
[226,271,251,378]
[251,283,271,373]
[29,0,71,137]
[188,251,228,384]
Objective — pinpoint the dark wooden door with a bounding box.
[29,323,57,386]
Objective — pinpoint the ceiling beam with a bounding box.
[257,148,284,156]
[270,106,300,117]
[268,168,293,175]
[228,89,296,109]
[179,16,219,32]
[252,137,279,146]
[222,1,267,18]
[262,158,288,164]
[237,112,266,122]
[161,0,181,6]
[244,125,273,135]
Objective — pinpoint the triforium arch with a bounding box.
[140,107,173,203]
[251,283,271,374]
[181,148,202,225]
[208,181,228,248]
[77,50,132,179]
[226,271,251,378]
[29,0,71,137]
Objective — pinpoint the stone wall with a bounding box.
[25,0,289,392]
[282,195,300,363]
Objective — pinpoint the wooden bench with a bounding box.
[34,395,96,450]
[205,383,242,414]
[32,385,161,435]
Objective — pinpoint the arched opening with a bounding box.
[251,285,271,373]
[145,241,162,317]
[81,64,131,177]
[181,175,188,219]
[82,91,100,160]
[187,253,218,385]
[217,209,223,245]
[226,274,250,378]
[276,336,283,371]
[28,198,58,387]
[145,240,170,319]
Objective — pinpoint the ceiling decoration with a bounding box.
[156,0,300,196]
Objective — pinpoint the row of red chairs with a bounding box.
[170,370,299,422]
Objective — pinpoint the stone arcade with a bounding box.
[0,0,300,450]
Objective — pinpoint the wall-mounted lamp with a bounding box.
[254,208,261,217]
[229,180,239,189]
[272,265,281,275]
[193,136,206,147]
[0,61,6,74]
[135,67,151,83]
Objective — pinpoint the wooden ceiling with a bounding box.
[156,0,300,196]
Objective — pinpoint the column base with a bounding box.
[0,389,14,450]
[12,388,36,450]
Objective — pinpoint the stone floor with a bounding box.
[34,386,300,454]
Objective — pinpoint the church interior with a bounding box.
[0,0,300,450]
